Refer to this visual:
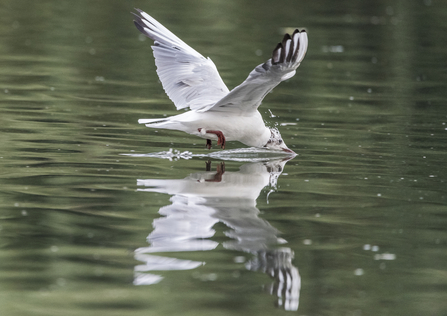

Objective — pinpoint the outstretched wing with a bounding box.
[208,29,308,114]
[133,9,229,111]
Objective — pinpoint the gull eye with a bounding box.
[278,139,283,144]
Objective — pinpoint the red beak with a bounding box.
[282,148,296,154]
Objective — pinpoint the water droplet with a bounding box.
[354,268,364,276]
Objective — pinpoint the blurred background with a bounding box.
[0,0,446,315]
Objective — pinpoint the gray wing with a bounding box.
[207,29,308,114]
[133,9,229,111]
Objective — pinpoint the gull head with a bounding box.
[264,128,295,154]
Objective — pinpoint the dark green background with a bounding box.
[0,0,446,315]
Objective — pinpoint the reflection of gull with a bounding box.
[247,248,300,311]
[135,158,300,311]
[137,195,219,253]
[137,160,282,200]
[133,9,307,152]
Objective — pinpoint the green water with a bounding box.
[1,0,446,315]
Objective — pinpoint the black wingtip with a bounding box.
[281,33,292,46]
[272,30,307,65]
[272,42,283,64]
[131,11,140,20]
[283,34,295,62]
[134,20,146,35]
[132,8,142,16]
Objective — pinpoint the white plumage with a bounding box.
[133,9,308,152]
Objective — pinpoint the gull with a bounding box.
[133,9,308,153]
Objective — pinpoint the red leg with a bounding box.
[198,128,212,149]
[198,128,226,149]
[206,162,225,182]
[206,130,226,149]
[199,162,225,182]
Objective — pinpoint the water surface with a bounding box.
[1,0,447,315]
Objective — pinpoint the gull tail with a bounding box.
[138,117,185,131]
[138,118,168,124]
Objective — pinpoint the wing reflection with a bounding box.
[134,158,300,311]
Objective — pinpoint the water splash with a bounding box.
[122,148,195,161]
[122,147,296,162]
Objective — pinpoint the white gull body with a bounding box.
[133,9,308,152]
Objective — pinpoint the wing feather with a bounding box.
[208,29,308,114]
[133,9,229,111]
